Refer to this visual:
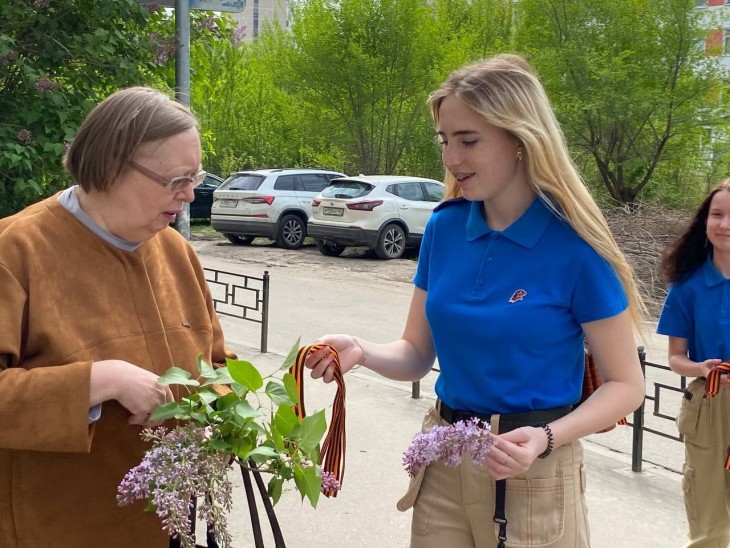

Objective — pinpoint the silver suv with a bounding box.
[211,168,346,248]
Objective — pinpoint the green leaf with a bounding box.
[280,338,301,371]
[291,409,326,453]
[149,402,186,421]
[243,445,279,463]
[273,404,299,438]
[232,400,260,421]
[207,438,232,452]
[265,380,294,407]
[158,367,200,386]
[268,476,284,505]
[201,366,234,386]
[293,464,321,508]
[197,388,219,406]
[226,359,263,391]
[196,355,217,379]
[283,372,299,405]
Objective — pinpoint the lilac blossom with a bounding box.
[320,471,341,495]
[198,16,217,32]
[230,24,247,46]
[34,0,50,8]
[17,129,32,145]
[402,418,495,477]
[117,425,233,548]
[143,3,162,12]
[0,51,18,66]
[34,77,59,92]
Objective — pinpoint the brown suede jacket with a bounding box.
[0,196,231,547]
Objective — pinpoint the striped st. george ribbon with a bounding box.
[290,344,346,497]
[703,362,730,470]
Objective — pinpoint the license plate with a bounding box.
[323,207,344,216]
[220,199,237,208]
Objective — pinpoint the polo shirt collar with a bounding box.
[703,254,727,287]
[466,196,554,248]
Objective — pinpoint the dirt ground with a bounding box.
[192,204,693,321]
[191,227,420,286]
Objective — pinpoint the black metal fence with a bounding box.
[204,268,270,353]
[410,346,687,473]
[627,347,686,472]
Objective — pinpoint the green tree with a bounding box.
[515,0,729,204]
[0,0,166,217]
[190,24,310,175]
[290,0,441,175]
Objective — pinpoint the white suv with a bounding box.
[211,168,346,248]
[308,175,444,259]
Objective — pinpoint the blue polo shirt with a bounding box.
[657,256,730,362]
[414,197,627,415]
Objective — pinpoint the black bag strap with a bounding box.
[493,478,507,548]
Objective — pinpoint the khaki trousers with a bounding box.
[677,378,730,548]
[398,407,590,548]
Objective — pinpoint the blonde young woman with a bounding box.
[305,54,645,547]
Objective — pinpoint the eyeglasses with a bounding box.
[127,160,207,192]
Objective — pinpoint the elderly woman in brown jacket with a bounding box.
[0,87,230,547]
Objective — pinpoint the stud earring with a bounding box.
[516,150,523,161]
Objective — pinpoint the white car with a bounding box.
[308,175,445,259]
[211,168,346,249]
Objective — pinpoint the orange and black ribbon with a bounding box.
[704,362,730,470]
[290,344,346,497]
[704,362,730,397]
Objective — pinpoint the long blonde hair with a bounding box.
[428,54,645,326]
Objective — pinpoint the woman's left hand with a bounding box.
[483,426,545,480]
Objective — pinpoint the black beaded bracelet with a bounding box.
[537,423,554,459]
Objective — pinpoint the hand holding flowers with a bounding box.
[403,417,496,477]
[118,341,335,548]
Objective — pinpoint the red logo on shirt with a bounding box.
[508,289,527,303]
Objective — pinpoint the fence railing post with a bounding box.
[260,270,269,354]
[631,346,646,472]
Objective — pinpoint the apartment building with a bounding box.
[698,0,730,68]
[228,0,289,41]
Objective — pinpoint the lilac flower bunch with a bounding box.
[230,24,247,46]
[17,129,32,145]
[0,51,18,66]
[118,426,233,548]
[34,77,59,93]
[119,344,332,546]
[403,417,496,477]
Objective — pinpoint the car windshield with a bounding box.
[321,181,373,199]
[222,175,265,191]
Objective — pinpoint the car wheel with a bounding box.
[316,240,346,257]
[226,234,254,245]
[375,223,406,259]
[276,214,306,249]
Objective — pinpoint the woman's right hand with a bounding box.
[90,360,174,426]
[700,358,722,378]
[304,334,364,383]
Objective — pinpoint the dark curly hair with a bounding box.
[661,179,730,283]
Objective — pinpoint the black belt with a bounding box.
[437,399,573,548]
[437,399,572,434]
